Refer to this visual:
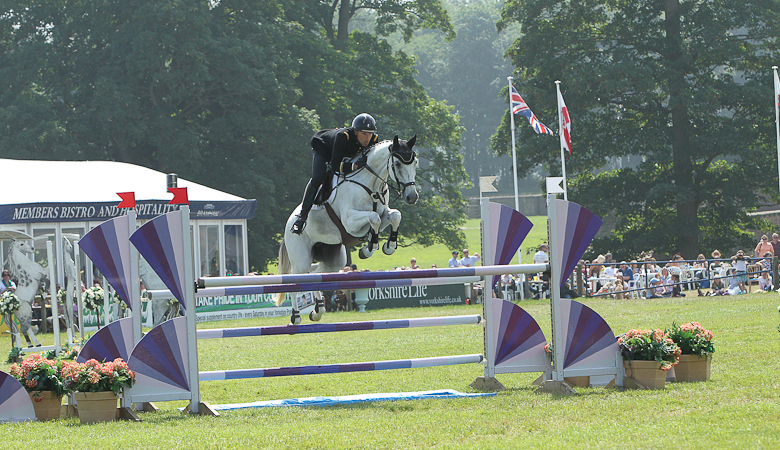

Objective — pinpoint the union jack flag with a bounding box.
[511,85,553,135]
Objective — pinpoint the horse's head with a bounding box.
[389,135,419,205]
[12,239,34,255]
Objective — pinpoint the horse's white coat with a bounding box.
[276,136,419,306]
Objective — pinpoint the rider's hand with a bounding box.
[355,153,367,169]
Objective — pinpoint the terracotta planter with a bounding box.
[623,360,667,389]
[29,391,63,421]
[75,391,118,424]
[673,354,711,382]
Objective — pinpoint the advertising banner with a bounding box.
[364,283,468,310]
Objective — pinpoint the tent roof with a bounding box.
[1,159,245,203]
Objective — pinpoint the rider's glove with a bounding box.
[355,153,368,169]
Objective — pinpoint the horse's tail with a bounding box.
[274,239,291,306]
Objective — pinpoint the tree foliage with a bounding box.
[492,0,780,260]
[0,0,467,270]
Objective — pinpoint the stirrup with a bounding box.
[291,217,306,235]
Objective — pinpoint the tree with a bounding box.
[397,0,530,198]
[0,0,470,270]
[492,0,780,259]
[0,0,318,267]
[286,0,470,251]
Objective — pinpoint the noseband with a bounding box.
[389,151,417,195]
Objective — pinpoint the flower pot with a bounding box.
[75,391,118,424]
[623,360,667,389]
[673,354,711,382]
[29,391,63,421]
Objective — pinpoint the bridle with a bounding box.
[338,144,417,207]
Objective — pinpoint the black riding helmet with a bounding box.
[351,113,377,133]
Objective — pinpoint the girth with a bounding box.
[324,203,366,248]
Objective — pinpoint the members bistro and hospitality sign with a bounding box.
[0,200,256,223]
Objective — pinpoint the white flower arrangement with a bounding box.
[82,286,105,311]
[0,290,21,316]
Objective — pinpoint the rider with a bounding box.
[291,113,379,234]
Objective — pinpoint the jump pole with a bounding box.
[200,354,484,381]
[196,265,546,289]
[197,314,482,339]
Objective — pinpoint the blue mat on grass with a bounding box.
[205,389,496,410]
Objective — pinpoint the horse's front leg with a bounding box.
[379,208,402,255]
[343,209,381,259]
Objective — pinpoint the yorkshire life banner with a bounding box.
[364,283,468,310]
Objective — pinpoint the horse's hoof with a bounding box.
[382,241,396,255]
[309,311,322,322]
[359,247,370,259]
[291,314,301,325]
[35,344,41,347]
[315,303,326,315]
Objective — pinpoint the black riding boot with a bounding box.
[291,180,318,234]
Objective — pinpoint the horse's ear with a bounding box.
[393,135,400,148]
[407,134,417,148]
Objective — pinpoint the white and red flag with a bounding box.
[557,88,572,154]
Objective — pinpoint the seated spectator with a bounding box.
[619,262,633,283]
[560,281,579,299]
[709,250,723,272]
[710,273,725,291]
[646,277,664,299]
[726,268,743,295]
[761,252,773,273]
[659,267,673,297]
[409,258,420,269]
[670,273,686,297]
[758,271,773,291]
[500,273,516,296]
[529,272,549,299]
[645,257,661,274]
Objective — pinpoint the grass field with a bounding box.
[1,291,778,449]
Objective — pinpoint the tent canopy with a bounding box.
[0,159,256,224]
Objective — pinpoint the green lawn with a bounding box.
[1,292,778,449]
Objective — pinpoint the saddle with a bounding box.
[313,170,336,206]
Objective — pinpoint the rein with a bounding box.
[336,146,416,206]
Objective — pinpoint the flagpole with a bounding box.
[774,66,780,195]
[507,76,522,264]
[555,80,568,200]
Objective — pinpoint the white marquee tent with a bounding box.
[0,159,257,288]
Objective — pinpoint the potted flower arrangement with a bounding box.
[1,289,21,330]
[617,328,681,389]
[666,322,714,382]
[82,286,104,311]
[62,358,135,424]
[9,353,71,420]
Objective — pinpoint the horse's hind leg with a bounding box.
[380,208,402,255]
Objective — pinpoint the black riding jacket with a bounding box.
[311,127,379,174]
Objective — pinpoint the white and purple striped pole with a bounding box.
[197,314,482,340]
[197,264,546,289]
[199,354,484,381]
